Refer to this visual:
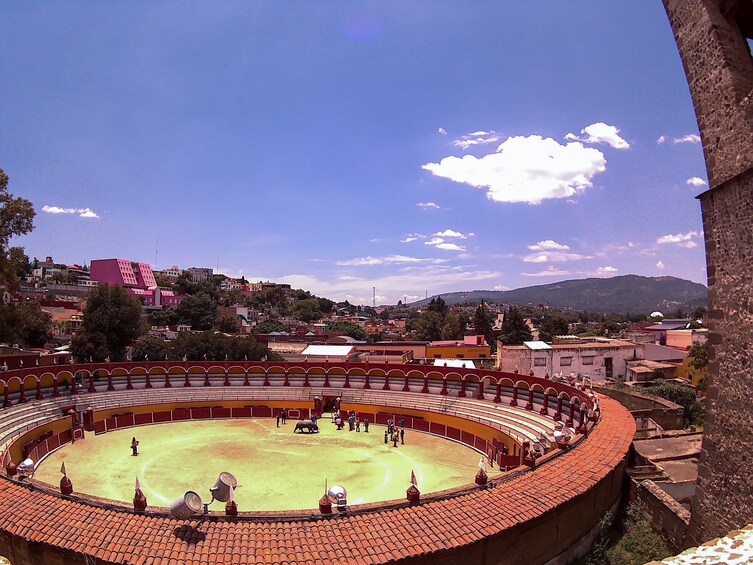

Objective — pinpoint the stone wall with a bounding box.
[637,480,691,552]
[663,0,753,187]
[593,384,684,430]
[663,0,753,547]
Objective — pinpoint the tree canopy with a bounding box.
[131,335,169,361]
[329,321,368,341]
[499,307,533,345]
[473,303,495,349]
[407,297,468,341]
[538,313,570,342]
[0,169,36,291]
[0,300,53,348]
[175,292,216,330]
[71,284,145,361]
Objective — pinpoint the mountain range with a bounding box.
[408,275,708,315]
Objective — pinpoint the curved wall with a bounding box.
[0,362,632,564]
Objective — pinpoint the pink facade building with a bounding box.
[90,259,183,307]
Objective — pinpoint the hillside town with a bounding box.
[2,254,709,396]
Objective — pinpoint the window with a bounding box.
[434,354,441,359]
[533,358,546,367]
[456,354,465,358]
[582,356,594,366]
[560,357,572,367]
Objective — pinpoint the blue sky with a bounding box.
[0,1,707,305]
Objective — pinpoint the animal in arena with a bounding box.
[294,420,320,433]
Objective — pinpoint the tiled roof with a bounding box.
[0,397,633,564]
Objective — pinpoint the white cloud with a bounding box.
[521,266,571,277]
[423,135,607,204]
[674,134,701,144]
[416,202,440,209]
[433,229,468,239]
[435,242,465,251]
[657,135,667,144]
[336,254,445,266]
[438,128,447,135]
[596,266,618,275]
[656,261,665,270]
[686,176,707,187]
[401,237,418,243]
[452,130,502,150]
[42,205,100,218]
[656,231,701,248]
[493,284,511,291]
[528,240,569,251]
[400,233,426,243]
[525,255,548,263]
[565,122,630,149]
[522,251,593,263]
[424,235,466,251]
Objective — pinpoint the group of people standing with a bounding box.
[332,410,369,433]
[384,417,406,447]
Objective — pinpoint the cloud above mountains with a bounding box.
[423,133,607,204]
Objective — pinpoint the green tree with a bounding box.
[426,297,449,316]
[689,342,709,370]
[0,300,53,347]
[291,298,323,323]
[131,335,169,361]
[218,315,240,334]
[175,292,216,330]
[169,332,275,361]
[538,313,570,343]
[14,300,53,347]
[646,380,704,427]
[253,320,290,333]
[499,307,533,345]
[408,310,444,341]
[473,303,495,348]
[442,312,465,340]
[148,306,179,327]
[0,169,36,291]
[71,284,145,361]
[329,321,368,341]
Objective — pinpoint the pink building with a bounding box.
[90,259,183,307]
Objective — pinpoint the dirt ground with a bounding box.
[34,417,490,510]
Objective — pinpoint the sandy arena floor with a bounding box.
[34,417,490,510]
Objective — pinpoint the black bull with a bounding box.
[294,420,319,433]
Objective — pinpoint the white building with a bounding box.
[496,337,643,381]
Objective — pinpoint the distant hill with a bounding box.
[408,275,707,315]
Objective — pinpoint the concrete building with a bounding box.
[425,335,491,360]
[497,337,643,381]
[90,258,182,308]
[185,267,214,284]
[666,329,708,350]
[90,259,158,288]
[154,265,182,281]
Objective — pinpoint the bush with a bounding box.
[606,505,671,565]
[645,381,703,427]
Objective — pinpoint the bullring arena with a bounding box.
[0,362,633,564]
